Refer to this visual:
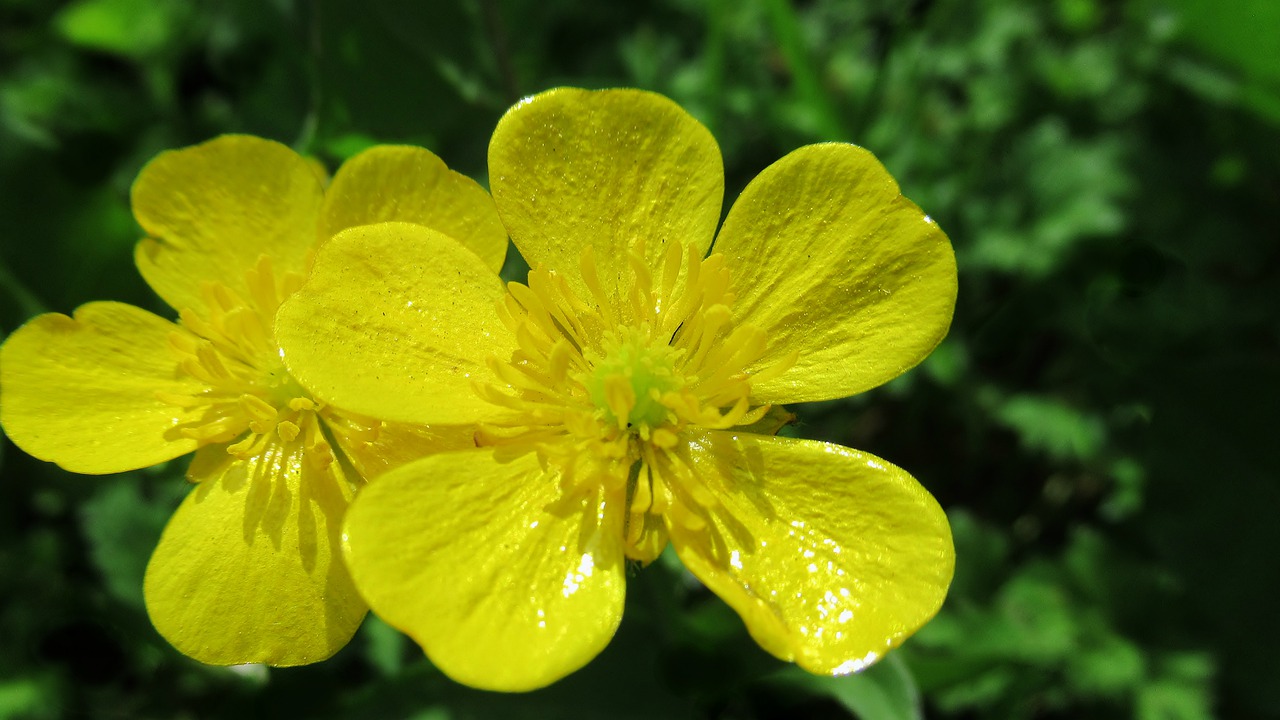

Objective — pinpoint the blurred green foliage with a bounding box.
[2,0,1277,718]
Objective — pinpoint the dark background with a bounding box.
[1,0,1277,718]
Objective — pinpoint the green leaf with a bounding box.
[921,339,969,387]
[362,613,409,677]
[1068,635,1146,699]
[993,393,1107,461]
[54,0,192,60]
[80,474,183,609]
[1137,653,1215,720]
[1164,0,1280,84]
[1160,0,1280,123]
[991,575,1078,663]
[0,676,56,720]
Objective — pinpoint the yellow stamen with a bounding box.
[475,240,795,559]
[239,394,278,424]
[157,256,335,468]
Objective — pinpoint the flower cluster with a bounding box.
[2,88,956,688]
[0,135,506,665]
[275,88,958,690]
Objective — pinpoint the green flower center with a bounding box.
[584,329,683,431]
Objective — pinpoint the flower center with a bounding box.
[583,328,683,432]
[158,255,338,467]
[476,240,797,560]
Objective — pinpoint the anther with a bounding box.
[239,394,278,423]
[277,421,301,442]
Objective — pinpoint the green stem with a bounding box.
[480,0,521,104]
[762,0,848,140]
[0,257,48,319]
[293,0,324,154]
[703,0,728,135]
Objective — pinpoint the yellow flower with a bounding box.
[274,88,958,690]
[0,135,507,666]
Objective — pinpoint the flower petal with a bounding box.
[714,144,957,404]
[489,87,723,299]
[343,447,627,691]
[275,221,514,426]
[133,135,324,315]
[667,430,953,675]
[330,413,477,480]
[319,145,508,273]
[0,302,205,474]
[144,440,366,666]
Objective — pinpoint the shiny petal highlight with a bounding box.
[714,143,957,404]
[668,430,954,675]
[343,447,627,692]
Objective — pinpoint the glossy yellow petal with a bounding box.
[489,87,723,300]
[144,440,366,666]
[133,135,324,315]
[668,430,953,675]
[0,302,205,474]
[714,143,957,404]
[320,145,508,273]
[275,221,513,426]
[344,447,627,691]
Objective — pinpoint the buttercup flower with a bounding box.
[0,135,506,665]
[275,88,958,690]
